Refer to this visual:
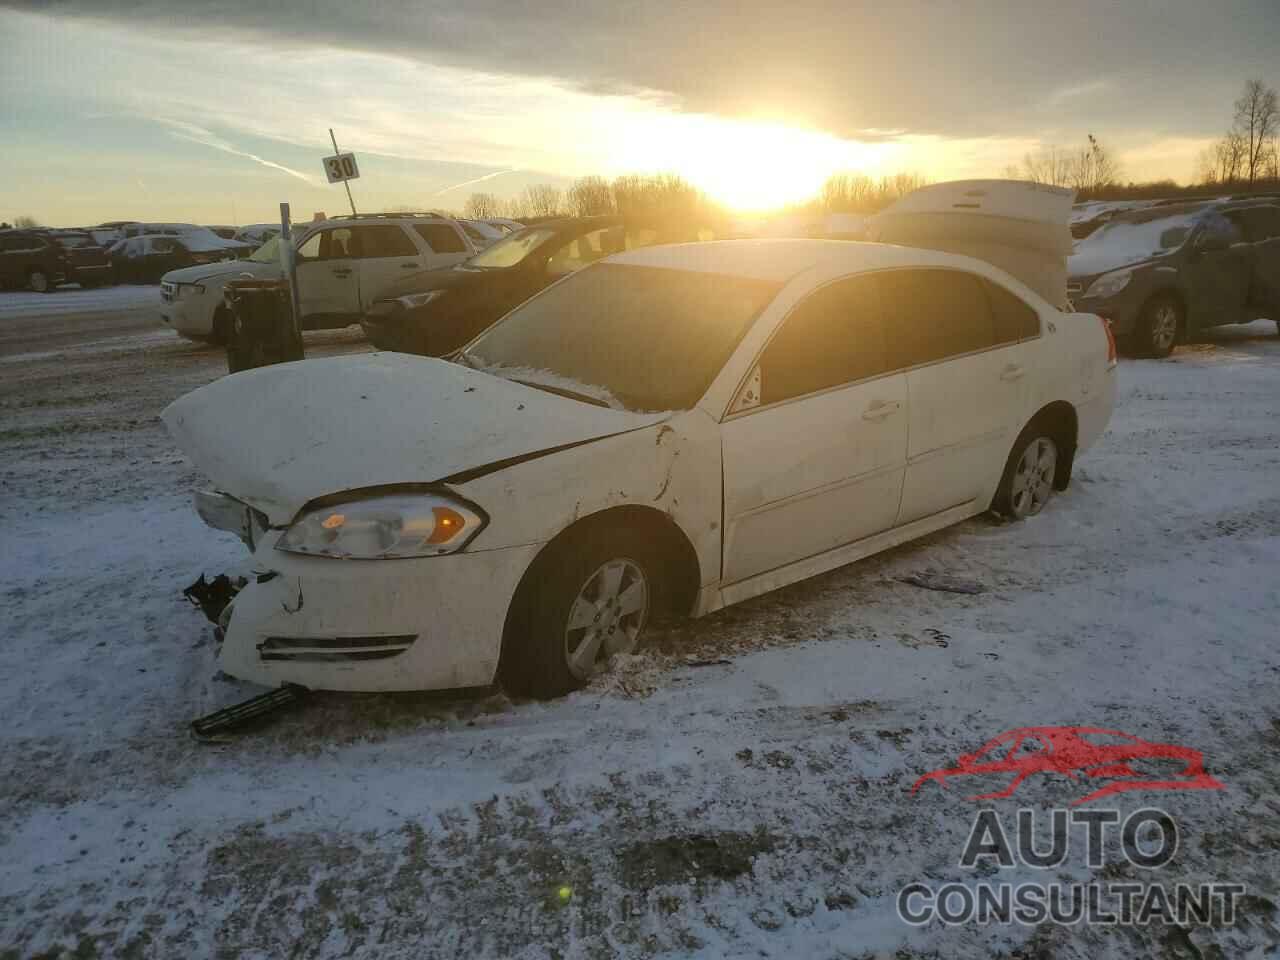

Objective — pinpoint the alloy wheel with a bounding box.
[563,558,649,680]
[1150,304,1178,353]
[1010,437,1057,518]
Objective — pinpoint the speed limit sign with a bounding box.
[322,152,360,184]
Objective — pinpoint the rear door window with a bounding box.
[877,269,996,369]
[757,275,889,405]
[356,225,417,259]
[413,223,468,254]
[984,280,1040,342]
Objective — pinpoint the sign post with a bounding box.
[279,202,302,336]
[324,128,359,217]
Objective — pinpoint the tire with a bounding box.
[209,307,233,347]
[1134,294,1181,358]
[27,268,52,293]
[499,528,658,699]
[992,426,1060,520]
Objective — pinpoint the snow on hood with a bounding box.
[162,353,669,523]
[1068,212,1198,278]
[161,260,279,285]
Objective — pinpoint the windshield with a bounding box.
[1074,210,1198,266]
[467,227,556,268]
[461,262,780,412]
[249,237,282,263]
[53,233,95,248]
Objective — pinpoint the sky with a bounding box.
[1,1,1277,226]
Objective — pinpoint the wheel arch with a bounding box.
[1023,401,1078,491]
[513,504,702,619]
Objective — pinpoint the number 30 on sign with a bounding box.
[322,153,360,184]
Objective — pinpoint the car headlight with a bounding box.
[395,290,446,310]
[178,283,205,297]
[1083,269,1132,300]
[276,493,485,559]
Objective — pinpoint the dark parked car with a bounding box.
[45,230,114,288]
[1068,201,1280,357]
[111,235,236,284]
[0,230,69,292]
[360,216,701,355]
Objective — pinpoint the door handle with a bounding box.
[1000,363,1025,381]
[861,399,901,421]
[400,262,421,269]
[331,268,352,277]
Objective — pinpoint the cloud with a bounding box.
[156,118,320,186]
[8,0,1277,141]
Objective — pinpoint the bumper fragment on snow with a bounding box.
[190,683,308,738]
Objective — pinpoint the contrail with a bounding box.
[433,168,520,196]
[158,119,319,186]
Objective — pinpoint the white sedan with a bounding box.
[164,239,1116,698]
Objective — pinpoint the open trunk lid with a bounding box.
[866,180,1076,308]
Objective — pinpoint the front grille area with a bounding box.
[257,635,417,663]
[160,281,176,302]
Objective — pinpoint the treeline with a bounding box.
[462,173,716,221]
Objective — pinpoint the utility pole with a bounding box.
[330,128,358,217]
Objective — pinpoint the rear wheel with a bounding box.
[500,529,656,699]
[993,429,1059,520]
[27,268,51,293]
[1134,295,1181,358]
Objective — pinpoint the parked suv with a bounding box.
[1068,200,1280,357]
[45,230,114,288]
[0,230,68,292]
[158,213,477,343]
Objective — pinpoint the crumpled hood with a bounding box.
[162,353,668,523]
[162,259,279,286]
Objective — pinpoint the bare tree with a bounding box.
[1198,130,1248,185]
[611,174,702,217]
[1234,79,1280,186]
[464,193,500,219]
[13,215,42,229]
[1069,135,1121,197]
[1021,146,1074,188]
[567,176,614,217]
[519,184,563,218]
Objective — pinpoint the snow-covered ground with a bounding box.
[1,309,1278,958]
[0,283,161,320]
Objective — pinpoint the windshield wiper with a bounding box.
[510,378,612,408]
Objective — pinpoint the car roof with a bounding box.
[1108,201,1216,224]
[606,238,1013,283]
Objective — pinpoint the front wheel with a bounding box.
[993,431,1059,520]
[1135,295,1181,358]
[500,533,655,699]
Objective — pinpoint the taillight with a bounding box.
[1099,315,1117,366]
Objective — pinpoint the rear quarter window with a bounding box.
[413,223,468,254]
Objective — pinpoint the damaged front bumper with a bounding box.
[208,528,540,693]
